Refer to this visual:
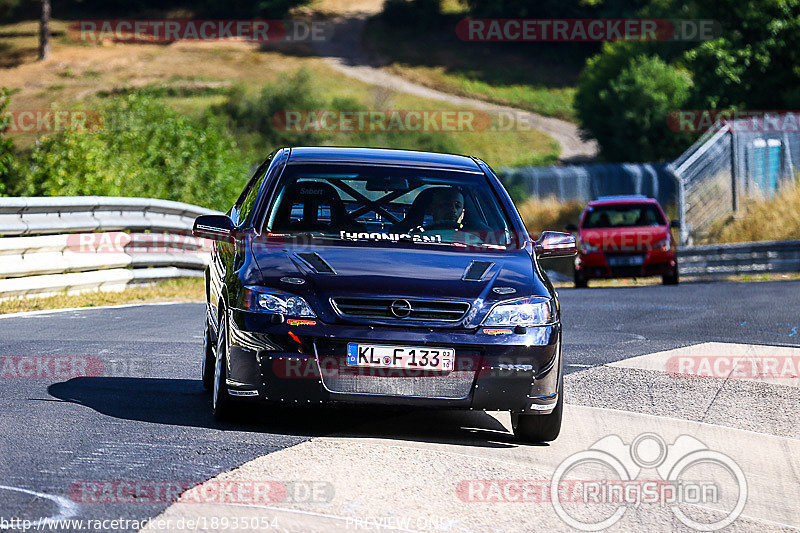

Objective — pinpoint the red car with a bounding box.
[567,196,680,287]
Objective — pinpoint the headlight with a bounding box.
[483,296,555,327]
[243,287,316,317]
[653,237,670,251]
[581,240,600,253]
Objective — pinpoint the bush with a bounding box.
[381,0,442,29]
[576,51,694,162]
[463,0,650,19]
[216,69,328,150]
[0,0,21,19]
[23,95,249,211]
[216,69,460,156]
[0,87,14,195]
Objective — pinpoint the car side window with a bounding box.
[238,164,270,228]
[231,156,272,226]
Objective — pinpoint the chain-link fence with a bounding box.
[498,163,676,207]
[499,113,799,245]
[670,115,800,245]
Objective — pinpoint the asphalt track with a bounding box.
[0,280,798,531]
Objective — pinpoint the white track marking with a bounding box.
[0,485,79,527]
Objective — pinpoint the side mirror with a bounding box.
[193,214,237,242]
[670,219,681,229]
[564,223,579,232]
[534,231,577,258]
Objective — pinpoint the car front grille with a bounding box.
[331,297,470,322]
[608,265,645,277]
[321,369,476,398]
[315,343,479,399]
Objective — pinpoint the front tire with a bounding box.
[574,270,588,288]
[212,312,233,421]
[201,321,215,392]
[512,382,563,443]
[662,268,679,285]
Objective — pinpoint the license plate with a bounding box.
[346,343,455,372]
[607,255,644,266]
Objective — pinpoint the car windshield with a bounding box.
[263,163,515,248]
[583,204,666,229]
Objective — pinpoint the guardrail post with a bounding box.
[730,127,739,212]
[667,164,690,246]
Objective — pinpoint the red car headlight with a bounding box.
[652,236,671,252]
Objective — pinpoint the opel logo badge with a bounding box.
[389,299,413,318]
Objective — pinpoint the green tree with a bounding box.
[464,0,650,19]
[684,0,800,109]
[576,52,693,161]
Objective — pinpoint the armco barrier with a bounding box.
[2,197,796,297]
[678,240,800,277]
[0,197,220,298]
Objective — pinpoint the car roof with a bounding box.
[286,147,482,172]
[587,195,660,207]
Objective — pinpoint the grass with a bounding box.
[0,18,560,167]
[362,15,584,122]
[516,196,584,238]
[703,183,800,243]
[383,65,578,122]
[0,277,205,315]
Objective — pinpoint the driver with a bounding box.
[427,187,465,228]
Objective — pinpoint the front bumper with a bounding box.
[576,250,676,279]
[220,307,562,414]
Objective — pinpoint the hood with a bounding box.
[249,239,543,327]
[580,226,669,252]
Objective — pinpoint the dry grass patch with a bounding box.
[704,183,800,243]
[0,277,204,315]
[1,18,559,164]
[516,196,583,238]
[307,0,384,15]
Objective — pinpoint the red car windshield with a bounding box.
[582,204,666,229]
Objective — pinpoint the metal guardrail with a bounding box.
[679,240,800,277]
[0,197,220,298]
[2,197,796,297]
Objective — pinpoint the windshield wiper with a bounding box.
[289,232,342,241]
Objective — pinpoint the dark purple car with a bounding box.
[193,147,576,442]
